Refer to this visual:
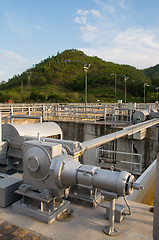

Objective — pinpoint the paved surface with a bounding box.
[0,218,51,240]
[0,199,154,240]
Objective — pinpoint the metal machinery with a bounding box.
[0,122,63,173]
[133,110,149,123]
[133,108,159,123]
[12,138,142,236]
[1,120,159,235]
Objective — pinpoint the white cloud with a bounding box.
[79,27,159,69]
[74,3,159,69]
[0,50,33,81]
[119,0,127,9]
[74,8,101,42]
[94,0,116,14]
[89,9,102,18]
[80,24,98,33]
[0,50,25,62]
[76,9,89,16]
[75,8,102,19]
[74,16,87,24]
[80,46,159,69]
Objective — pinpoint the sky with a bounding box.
[1,0,159,82]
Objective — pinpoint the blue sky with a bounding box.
[1,0,159,82]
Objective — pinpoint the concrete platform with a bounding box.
[0,198,153,240]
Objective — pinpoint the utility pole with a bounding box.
[117,74,129,103]
[124,76,129,103]
[27,72,32,91]
[21,81,23,96]
[64,60,91,106]
[110,73,117,103]
[155,87,159,102]
[83,63,91,106]
[144,83,150,103]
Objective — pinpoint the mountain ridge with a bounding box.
[0,49,158,103]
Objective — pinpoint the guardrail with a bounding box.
[97,148,143,175]
[0,102,158,125]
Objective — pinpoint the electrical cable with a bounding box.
[94,197,107,209]
[123,196,132,215]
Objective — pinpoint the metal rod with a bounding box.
[85,68,87,106]
[110,198,115,231]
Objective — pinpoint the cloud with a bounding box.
[74,2,159,69]
[118,0,127,9]
[74,8,102,42]
[76,9,89,16]
[0,50,33,81]
[74,16,87,24]
[79,27,159,69]
[80,24,98,33]
[0,50,25,62]
[89,9,102,18]
[74,8,102,27]
[94,0,116,14]
[76,9,101,18]
[4,10,31,37]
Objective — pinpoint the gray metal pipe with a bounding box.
[127,159,156,203]
[81,118,159,153]
[58,156,138,197]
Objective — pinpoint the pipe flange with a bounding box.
[54,155,73,188]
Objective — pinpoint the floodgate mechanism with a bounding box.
[1,120,158,235]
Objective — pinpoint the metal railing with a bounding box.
[0,102,158,125]
[97,148,143,175]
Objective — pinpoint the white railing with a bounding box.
[0,102,158,125]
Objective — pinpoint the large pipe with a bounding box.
[38,119,159,157]
[54,155,141,197]
[127,159,156,204]
[81,118,159,153]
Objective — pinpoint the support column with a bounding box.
[103,198,119,236]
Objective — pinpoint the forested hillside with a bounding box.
[0,49,157,103]
[143,64,159,87]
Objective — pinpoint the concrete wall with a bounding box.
[55,121,159,171]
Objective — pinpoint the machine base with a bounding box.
[103,225,120,236]
[13,199,71,224]
[69,186,103,207]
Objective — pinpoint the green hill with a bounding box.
[143,64,159,87]
[0,49,157,103]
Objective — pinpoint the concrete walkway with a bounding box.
[0,199,154,240]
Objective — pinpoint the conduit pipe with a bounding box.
[81,118,159,153]
[127,159,156,204]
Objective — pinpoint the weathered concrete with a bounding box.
[55,121,159,170]
[0,198,153,240]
